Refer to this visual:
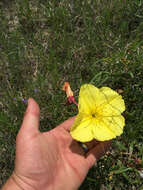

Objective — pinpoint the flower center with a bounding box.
[92,113,96,118]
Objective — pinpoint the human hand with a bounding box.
[3,98,111,190]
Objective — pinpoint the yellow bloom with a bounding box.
[109,175,113,180]
[70,84,125,142]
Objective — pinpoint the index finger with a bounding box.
[85,140,112,168]
[57,116,76,131]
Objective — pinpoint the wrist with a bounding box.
[1,174,22,190]
[1,172,35,190]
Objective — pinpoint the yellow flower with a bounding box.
[109,175,113,180]
[70,84,125,142]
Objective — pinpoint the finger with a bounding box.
[19,98,40,137]
[85,139,100,150]
[57,116,76,131]
[85,140,112,168]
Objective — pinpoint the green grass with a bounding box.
[0,0,143,189]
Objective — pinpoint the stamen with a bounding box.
[92,113,96,118]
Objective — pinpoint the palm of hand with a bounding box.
[16,126,91,190]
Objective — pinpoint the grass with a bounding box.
[0,0,143,189]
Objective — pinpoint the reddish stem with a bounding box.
[68,96,78,107]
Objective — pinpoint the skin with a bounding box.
[2,98,111,190]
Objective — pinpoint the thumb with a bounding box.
[19,98,40,137]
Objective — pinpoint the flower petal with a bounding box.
[92,119,116,141]
[70,114,94,142]
[101,115,125,136]
[63,82,73,97]
[78,84,106,114]
[70,115,125,142]
[99,87,125,116]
